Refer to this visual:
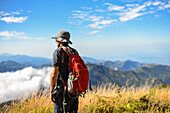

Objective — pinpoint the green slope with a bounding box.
[87,63,168,87]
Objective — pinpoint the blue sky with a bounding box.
[0,0,170,65]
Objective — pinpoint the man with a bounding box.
[50,30,79,113]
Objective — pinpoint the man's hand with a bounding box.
[50,93,55,103]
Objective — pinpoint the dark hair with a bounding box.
[56,40,69,46]
[62,42,68,46]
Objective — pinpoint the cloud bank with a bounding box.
[0,67,51,103]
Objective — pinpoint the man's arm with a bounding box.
[50,66,59,102]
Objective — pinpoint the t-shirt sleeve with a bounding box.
[52,49,61,67]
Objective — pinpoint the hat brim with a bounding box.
[52,37,72,44]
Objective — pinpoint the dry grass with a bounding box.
[80,84,170,113]
[0,90,53,113]
[1,84,170,113]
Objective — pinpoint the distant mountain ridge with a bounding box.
[134,64,170,86]
[87,63,169,87]
[97,60,145,71]
[1,60,169,87]
[0,53,51,66]
[0,53,104,66]
[82,56,104,63]
[0,60,30,72]
[0,60,169,87]
[0,53,148,71]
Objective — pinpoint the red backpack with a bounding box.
[61,46,89,94]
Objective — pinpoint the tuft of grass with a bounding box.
[1,83,170,113]
[0,90,53,113]
[82,84,170,113]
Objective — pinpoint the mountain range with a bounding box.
[87,63,169,87]
[0,53,147,72]
[0,53,51,66]
[0,53,169,87]
[96,60,145,71]
[0,60,30,72]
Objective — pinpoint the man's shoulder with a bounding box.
[53,47,62,57]
[54,47,62,52]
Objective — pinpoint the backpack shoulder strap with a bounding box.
[68,46,79,55]
[61,46,73,56]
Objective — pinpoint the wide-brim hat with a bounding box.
[51,30,72,44]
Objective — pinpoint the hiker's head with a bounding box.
[52,30,72,47]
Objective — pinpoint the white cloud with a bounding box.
[71,10,92,21]
[11,11,21,15]
[126,4,135,7]
[155,14,160,17]
[1,12,10,16]
[158,6,164,10]
[164,3,170,8]
[105,3,125,11]
[0,67,51,103]
[69,1,170,28]
[160,2,165,6]
[72,10,82,13]
[144,1,152,6]
[27,10,32,13]
[126,4,139,7]
[157,2,170,10]
[81,7,92,10]
[89,15,104,21]
[87,30,100,34]
[109,5,125,11]
[88,19,117,29]
[95,9,106,12]
[0,31,24,37]
[0,11,21,16]
[0,31,45,40]
[135,4,139,6]
[119,4,146,22]
[71,10,104,23]
[104,3,112,6]
[141,8,147,11]
[72,14,89,21]
[0,10,31,23]
[148,11,155,14]
[152,1,161,6]
[0,16,28,23]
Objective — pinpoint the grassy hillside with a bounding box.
[87,64,169,87]
[1,84,169,113]
[134,64,170,85]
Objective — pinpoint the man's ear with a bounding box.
[58,43,61,47]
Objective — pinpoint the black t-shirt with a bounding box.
[52,46,78,85]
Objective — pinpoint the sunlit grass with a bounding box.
[0,90,53,113]
[1,84,169,113]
